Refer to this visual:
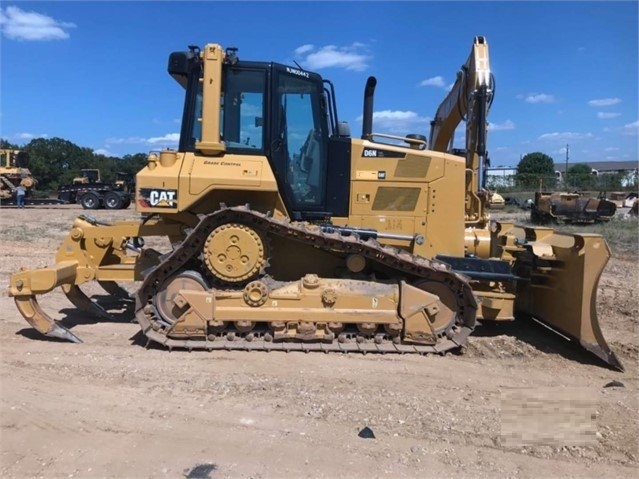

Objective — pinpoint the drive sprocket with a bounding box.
[202,223,267,283]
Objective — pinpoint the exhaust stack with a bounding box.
[361,76,377,139]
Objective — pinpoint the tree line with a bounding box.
[487,152,636,192]
[1,137,148,194]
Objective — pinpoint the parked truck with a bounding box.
[57,169,133,209]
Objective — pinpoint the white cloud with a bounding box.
[622,120,638,136]
[372,111,422,121]
[356,110,430,135]
[14,132,48,140]
[488,120,515,131]
[106,133,180,147]
[538,131,593,141]
[419,76,446,88]
[94,149,115,156]
[588,97,621,107]
[522,93,555,104]
[147,133,180,144]
[605,147,619,152]
[596,112,620,119]
[0,6,75,41]
[294,43,370,71]
[105,136,147,145]
[553,146,568,155]
[294,44,314,56]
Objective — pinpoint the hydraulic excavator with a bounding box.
[8,36,622,370]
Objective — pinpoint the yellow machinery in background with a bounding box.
[0,149,37,203]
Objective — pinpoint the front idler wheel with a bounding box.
[153,270,209,327]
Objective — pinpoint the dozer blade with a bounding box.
[515,229,623,371]
[14,295,82,343]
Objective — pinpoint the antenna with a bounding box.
[565,144,569,187]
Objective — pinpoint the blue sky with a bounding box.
[1,1,637,167]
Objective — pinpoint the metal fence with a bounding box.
[485,172,638,193]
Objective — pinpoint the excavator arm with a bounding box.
[429,36,494,227]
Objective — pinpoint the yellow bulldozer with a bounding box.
[0,149,38,204]
[8,37,622,370]
[531,191,617,224]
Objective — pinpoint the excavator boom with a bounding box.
[428,36,495,228]
[429,36,492,158]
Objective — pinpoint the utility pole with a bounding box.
[565,144,569,188]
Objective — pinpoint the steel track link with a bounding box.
[134,205,477,354]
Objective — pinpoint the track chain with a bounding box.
[134,205,477,354]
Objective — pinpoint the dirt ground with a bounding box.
[0,205,637,479]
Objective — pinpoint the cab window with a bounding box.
[221,69,265,151]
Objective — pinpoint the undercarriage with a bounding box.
[10,206,477,355]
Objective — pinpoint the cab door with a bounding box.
[270,67,329,219]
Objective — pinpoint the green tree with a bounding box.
[23,137,95,191]
[567,163,596,190]
[98,153,148,186]
[516,152,556,189]
[595,172,624,191]
[119,153,148,176]
[0,138,20,150]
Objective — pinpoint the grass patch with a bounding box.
[0,224,53,243]
[42,221,73,233]
[547,217,638,259]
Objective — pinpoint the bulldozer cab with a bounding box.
[1,149,29,169]
[172,47,349,220]
[1,149,15,168]
[114,172,134,192]
[74,169,101,184]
